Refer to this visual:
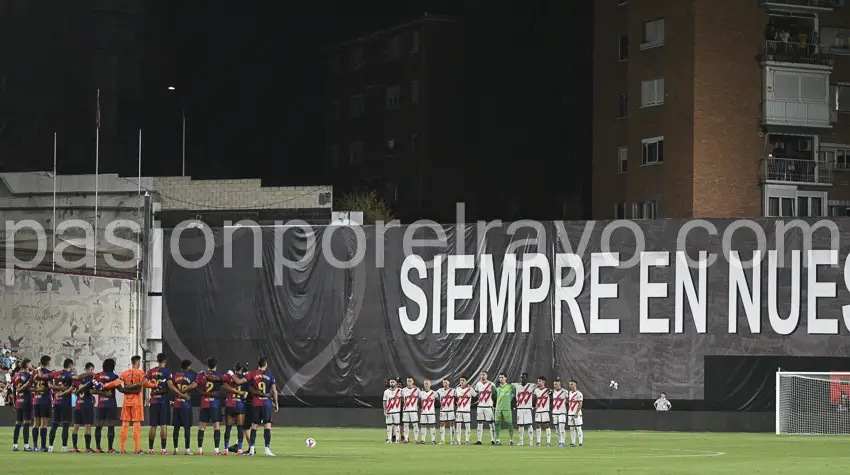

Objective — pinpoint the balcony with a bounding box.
[762,41,833,67]
[761,0,844,10]
[761,157,833,185]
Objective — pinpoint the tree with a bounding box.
[337,190,394,224]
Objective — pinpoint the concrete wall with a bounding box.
[0,269,139,397]
[152,177,332,211]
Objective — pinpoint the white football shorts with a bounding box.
[385,413,401,425]
[440,411,455,422]
[534,412,551,424]
[568,414,583,427]
[476,407,494,422]
[402,412,418,423]
[419,414,436,425]
[455,412,471,423]
[517,409,533,425]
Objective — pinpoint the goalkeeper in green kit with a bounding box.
[494,373,515,446]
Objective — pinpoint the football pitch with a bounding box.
[0,427,849,474]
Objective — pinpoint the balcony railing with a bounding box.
[762,40,833,66]
[761,157,833,184]
[761,0,844,9]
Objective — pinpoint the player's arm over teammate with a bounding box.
[247,377,277,410]
[221,378,249,399]
[49,372,75,398]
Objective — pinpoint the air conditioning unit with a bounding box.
[798,139,812,152]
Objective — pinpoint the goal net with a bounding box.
[776,371,850,435]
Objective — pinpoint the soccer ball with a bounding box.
[305,438,316,448]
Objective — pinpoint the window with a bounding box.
[820,27,850,55]
[411,80,419,104]
[829,205,850,217]
[767,197,795,217]
[618,92,628,118]
[765,188,826,217]
[641,19,665,49]
[641,78,665,107]
[617,147,628,173]
[614,202,627,219]
[350,47,364,70]
[383,36,401,61]
[349,94,365,118]
[831,84,850,113]
[641,136,664,165]
[385,85,401,109]
[410,133,418,152]
[349,141,364,165]
[619,34,629,61]
[412,30,421,54]
[386,182,399,202]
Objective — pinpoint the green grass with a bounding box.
[2,428,850,474]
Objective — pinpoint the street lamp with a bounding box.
[168,86,186,176]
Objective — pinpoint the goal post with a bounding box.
[776,371,850,435]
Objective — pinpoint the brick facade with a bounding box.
[593,0,850,219]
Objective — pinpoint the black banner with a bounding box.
[162,219,850,409]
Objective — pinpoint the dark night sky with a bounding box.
[149,0,463,185]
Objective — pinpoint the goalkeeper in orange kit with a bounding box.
[100,356,156,454]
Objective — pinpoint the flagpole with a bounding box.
[94,89,100,275]
[52,132,57,272]
[137,128,142,279]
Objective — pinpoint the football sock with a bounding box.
[546,427,552,444]
[560,423,566,444]
[120,422,128,451]
[172,428,180,450]
[394,425,401,442]
[519,426,524,444]
[570,427,576,445]
[495,423,501,441]
[107,426,115,450]
[214,429,221,450]
[386,425,392,441]
[477,423,483,442]
[465,423,471,442]
[32,426,39,448]
[94,426,101,450]
[85,434,91,450]
[184,428,191,450]
[508,424,514,441]
[263,428,271,448]
[455,423,461,443]
[528,426,534,444]
[449,425,454,442]
[72,434,78,449]
[197,429,205,450]
[149,435,154,451]
[535,428,542,444]
[225,425,232,448]
[489,425,495,442]
[49,423,58,446]
[41,427,48,449]
[429,426,436,442]
[412,423,419,441]
[161,436,167,450]
[440,426,445,442]
[23,424,30,446]
[13,424,20,445]
[133,424,141,453]
[61,423,69,447]
[577,427,584,444]
[249,429,257,447]
[237,429,244,450]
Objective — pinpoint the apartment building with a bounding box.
[321,15,462,222]
[593,0,850,219]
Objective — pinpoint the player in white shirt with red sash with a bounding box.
[567,379,584,447]
[551,378,568,447]
[513,372,535,446]
[474,371,495,445]
[418,380,438,444]
[383,378,402,444]
[454,376,476,445]
[435,379,455,444]
[534,376,552,447]
[401,377,420,444]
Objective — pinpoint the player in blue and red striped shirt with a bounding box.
[47,358,75,452]
[196,358,224,455]
[12,358,34,451]
[31,355,54,452]
[171,360,196,455]
[221,363,250,455]
[93,358,120,453]
[245,357,278,457]
[71,362,96,453]
[145,353,184,454]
